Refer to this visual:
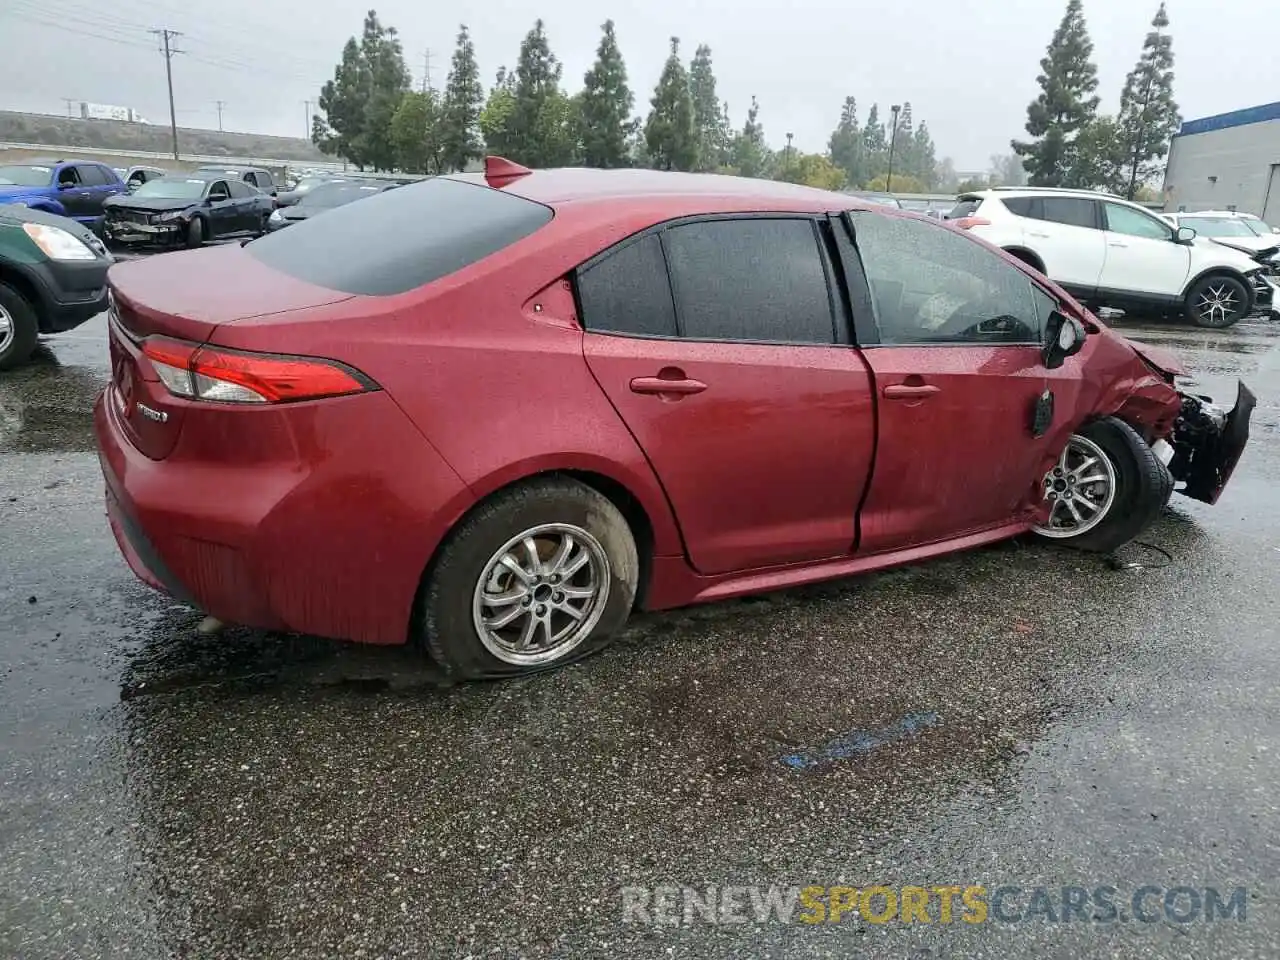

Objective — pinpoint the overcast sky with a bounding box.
[3,0,1276,171]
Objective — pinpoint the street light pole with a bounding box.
[886,104,901,193]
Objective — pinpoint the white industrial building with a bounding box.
[1162,102,1280,219]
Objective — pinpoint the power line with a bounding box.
[150,27,183,160]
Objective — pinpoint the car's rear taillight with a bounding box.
[141,336,375,404]
[950,216,991,230]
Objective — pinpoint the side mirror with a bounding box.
[1175,226,1197,244]
[1042,310,1086,370]
[57,181,74,190]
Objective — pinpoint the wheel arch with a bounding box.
[1003,246,1046,274]
[0,262,48,322]
[410,458,680,641]
[1181,265,1253,300]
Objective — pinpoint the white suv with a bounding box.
[948,188,1271,328]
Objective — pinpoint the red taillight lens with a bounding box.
[950,216,991,230]
[141,336,373,404]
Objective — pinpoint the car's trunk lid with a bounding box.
[106,243,354,459]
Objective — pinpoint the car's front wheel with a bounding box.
[417,477,639,679]
[185,216,205,249]
[1185,273,1251,328]
[0,282,39,371]
[1032,417,1171,552]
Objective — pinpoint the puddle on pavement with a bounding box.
[0,345,107,454]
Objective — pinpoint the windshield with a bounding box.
[0,165,54,187]
[301,183,386,207]
[132,178,208,200]
[1244,218,1276,237]
[1181,217,1261,239]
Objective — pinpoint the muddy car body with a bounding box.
[93,160,1253,679]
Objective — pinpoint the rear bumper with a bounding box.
[93,386,474,644]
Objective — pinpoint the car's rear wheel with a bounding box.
[185,216,205,249]
[0,282,39,371]
[1032,417,1171,552]
[1185,274,1250,328]
[418,477,639,679]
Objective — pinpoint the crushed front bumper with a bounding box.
[1168,380,1256,504]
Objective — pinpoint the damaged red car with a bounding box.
[93,159,1255,678]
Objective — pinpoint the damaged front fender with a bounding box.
[1168,381,1257,504]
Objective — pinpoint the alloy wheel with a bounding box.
[0,303,13,355]
[471,523,611,667]
[1195,282,1241,326]
[1032,435,1118,538]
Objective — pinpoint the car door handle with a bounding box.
[1028,231,1051,238]
[630,375,707,396]
[883,383,941,400]
[1108,240,1128,247]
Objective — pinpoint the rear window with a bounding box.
[948,197,983,219]
[246,177,554,296]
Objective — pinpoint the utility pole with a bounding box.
[886,104,901,193]
[303,100,313,139]
[785,132,794,175]
[214,100,226,131]
[150,28,183,160]
[422,49,434,94]
[62,98,77,118]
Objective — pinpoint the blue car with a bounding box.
[0,158,128,233]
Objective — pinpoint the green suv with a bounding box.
[0,203,112,370]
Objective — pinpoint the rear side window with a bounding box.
[1041,197,1097,229]
[227,180,253,199]
[1002,196,1036,217]
[663,218,835,344]
[948,197,983,219]
[246,177,554,296]
[576,234,678,338]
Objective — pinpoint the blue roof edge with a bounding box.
[1176,101,1280,138]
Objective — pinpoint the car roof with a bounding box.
[197,164,268,173]
[151,172,226,184]
[1178,209,1258,218]
[444,167,869,214]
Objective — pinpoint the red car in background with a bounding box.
[93,158,1254,679]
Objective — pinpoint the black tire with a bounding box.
[0,282,40,372]
[1033,417,1168,553]
[1185,273,1251,328]
[417,477,639,679]
[185,216,206,249]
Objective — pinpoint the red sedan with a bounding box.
[94,158,1254,678]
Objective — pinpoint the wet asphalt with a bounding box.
[2,299,1279,959]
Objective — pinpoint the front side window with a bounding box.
[662,218,835,344]
[850,211,1042,345]
[1040,197,1098,229]
[57,166,80,186]
[1104,202,1173,240]
[76,165,109,186]
[208,181,230,201]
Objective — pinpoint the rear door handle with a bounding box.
[1028,231,1051,238]
[1108,240,1128,247]
[883,383,941,400]
[630,376,707,396]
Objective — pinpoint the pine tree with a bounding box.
[313,37,371,166]
[644,37,697,171]
[391,89,444,174]
[1012,0,1101,186]
[1116,3,1180,199]
[439,25,484,172]
[890,102,915,187]
[862,104,887,183]
[509,20,569,166]
[689,44,725,171]
[828,97,864,187]
[359,11,412,172]
[731,96,769,179]
[911,122,938,187]
[580,20,634,168]
[480,66,517,157]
